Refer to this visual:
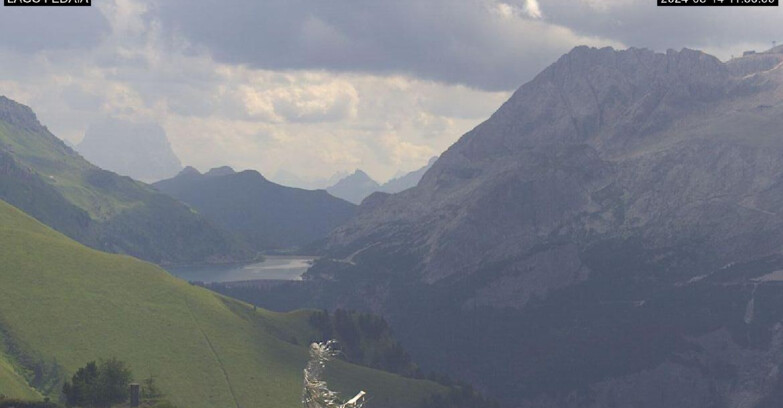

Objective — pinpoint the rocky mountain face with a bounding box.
[726,46,783,77]
[154,166,356,251]
[77,117,183,183]
[290,47,783,407]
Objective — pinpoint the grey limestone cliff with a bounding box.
[304,46,783,408]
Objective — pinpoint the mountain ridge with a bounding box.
[324,45,782,285]
[154,166,356,251]
[379,157,437,195]
[0,96,251,265]
[286,46,783,407]
[325,159,437,204]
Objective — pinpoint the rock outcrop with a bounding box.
[302,46,783,407]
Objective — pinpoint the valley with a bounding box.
[166,255,316,282]
[0,199,446,408]
[248,45,783,407]
[3,4,783,406]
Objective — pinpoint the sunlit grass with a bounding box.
[0,200,443,407]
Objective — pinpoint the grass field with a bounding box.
[0,119,134,221]
[0,353,40,400]
[0,199,443,408]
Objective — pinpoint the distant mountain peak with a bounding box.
[237,169,268,182]
[205,166,236,177]
[179,166,202,177]
[349,169,374,180]
[324,160,439,204]
[327,169,380,204]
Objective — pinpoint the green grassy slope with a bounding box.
[0,96,251,264]
[0,200,443,407]
[0,353,40,400]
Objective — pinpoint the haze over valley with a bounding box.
[4,2,783,408]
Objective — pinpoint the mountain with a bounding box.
[726,45,783,77]
[267,46,783,407]
[0,96,250,265]
[324,161,436,204]
[154,166,356,251]
[326,170,380,204]
[0,198,445,408]
[77,117,183,183]
[379,157,437,194]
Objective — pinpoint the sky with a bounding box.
[0,0,781,184]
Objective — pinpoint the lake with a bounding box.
[166,255,315,283]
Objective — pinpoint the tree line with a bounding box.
[0,358,174,408]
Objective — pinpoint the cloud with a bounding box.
[148,0,783,91]
[5,0,783,185]
[376,132,438,168]
[0,6,110,52]
[149,70,502,181]
[492,1,542,20]
[260,77,359,123]
[150,0,616,91]
[539,0,783,59]
[61,84,104,111]
[524,0,543,19]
